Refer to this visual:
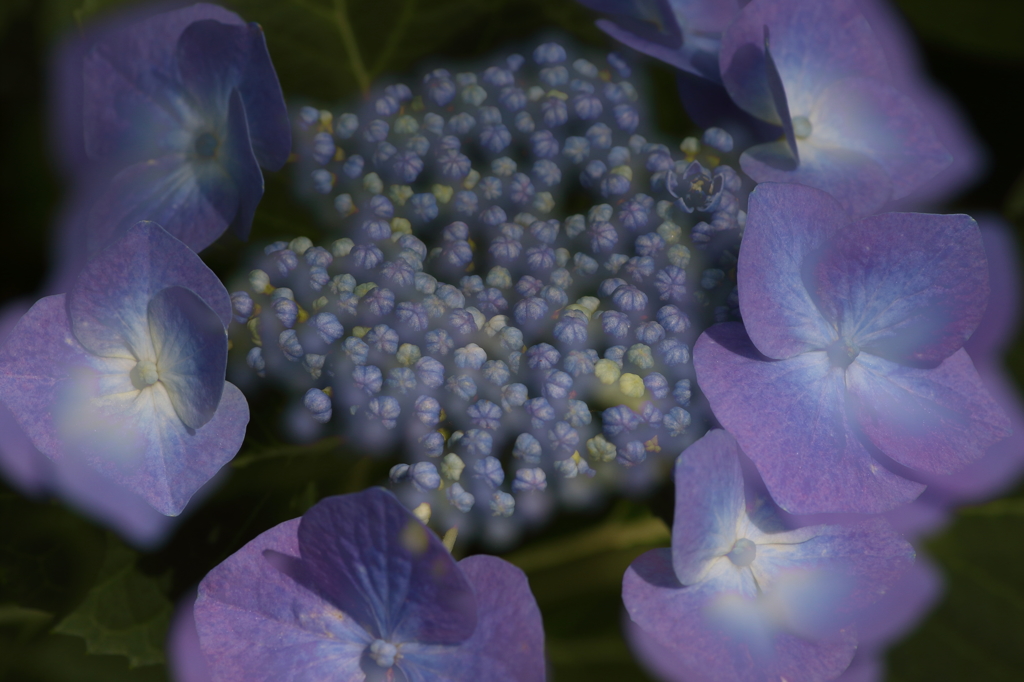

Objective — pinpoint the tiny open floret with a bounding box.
[0,221,248,516]
[74,3,290,255]
[694,183,1011,514]
[623,429,915,682]
[194,488,546,681]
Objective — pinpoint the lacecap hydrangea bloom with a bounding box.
[233,42,749,541]
[0,221,248,516]
[194,487,546,681]
[53,2,290,266]
[694,182,1011,514]
[623,429,915,682]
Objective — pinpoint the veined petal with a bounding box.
[847,350,1011,475]
[810,78,950,200]
[720,0,889,122]
[398,556,546,681]
[195,518,370,682]
[149,285,227,430]
[594,18,720,81]
[624,549,855,682]
[813,211,988,364]
[297,489,478,645]
[738,183,843,359]
[671,429,746,585]
[70,221,231,359]
[740,140,891,216]
[694,323,924,513]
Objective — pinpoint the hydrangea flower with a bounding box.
[194,488,546,681]
[693,183,1011,514]
[67,3,290,257]
[623,429,915,682]
[0,222,248,516]
[718,0,950,215]
[241,42,749,538]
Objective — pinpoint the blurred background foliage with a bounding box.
[1,0,1023,680]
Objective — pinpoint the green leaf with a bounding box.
[895,0,1024,62]
[53,539,172,668]
[888,492,1024,681]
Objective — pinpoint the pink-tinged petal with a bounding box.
[148,286,228,430]
[834,656,882,682]
[82,3,245,162]
[671,430,745,585]
[738,183,844,359]
[298,489,478,645]
[741,140,892,216]
[70,221,231,359]
[694,323,924,514]
[195,518,370,682]
[809,78,950,200]
[847,350,1010,475]
[624,549,857,682]
[965,217,1022,360]
[813,212,988,365]
[720,0,889,122]
[400,556,546,681]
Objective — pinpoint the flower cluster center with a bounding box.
[826,338,860,369]
[194,131,220,159]
[369,639,399,668]
[130,359,160,389]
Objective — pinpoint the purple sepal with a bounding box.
[700,183,1011,512]
[810,210,988,365]
[624,548,858,682]
[70,221,231,358]
[168,589,213,682]
[81,3,245,163]
[624,429,915,682]
[147,286,228,430]
[671,429,745,585]
[196,518,370,681]
[738,183,844,360]
[297,488,478,645]
[694,323,925,513]
[175,19,290,171]
[720,0,950,215]
[398,556,546,681]
[847,350,1010,474]
[195,491,546,681]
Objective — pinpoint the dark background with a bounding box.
[1,0,1023,680]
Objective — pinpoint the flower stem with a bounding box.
[332,0,371,96]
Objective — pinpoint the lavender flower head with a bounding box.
[0,221,248,516]
[623,429,915,682]
[194,487,545,681]
[694,182,1011,515]
[235,42,749,542]
[55,3,289,265]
